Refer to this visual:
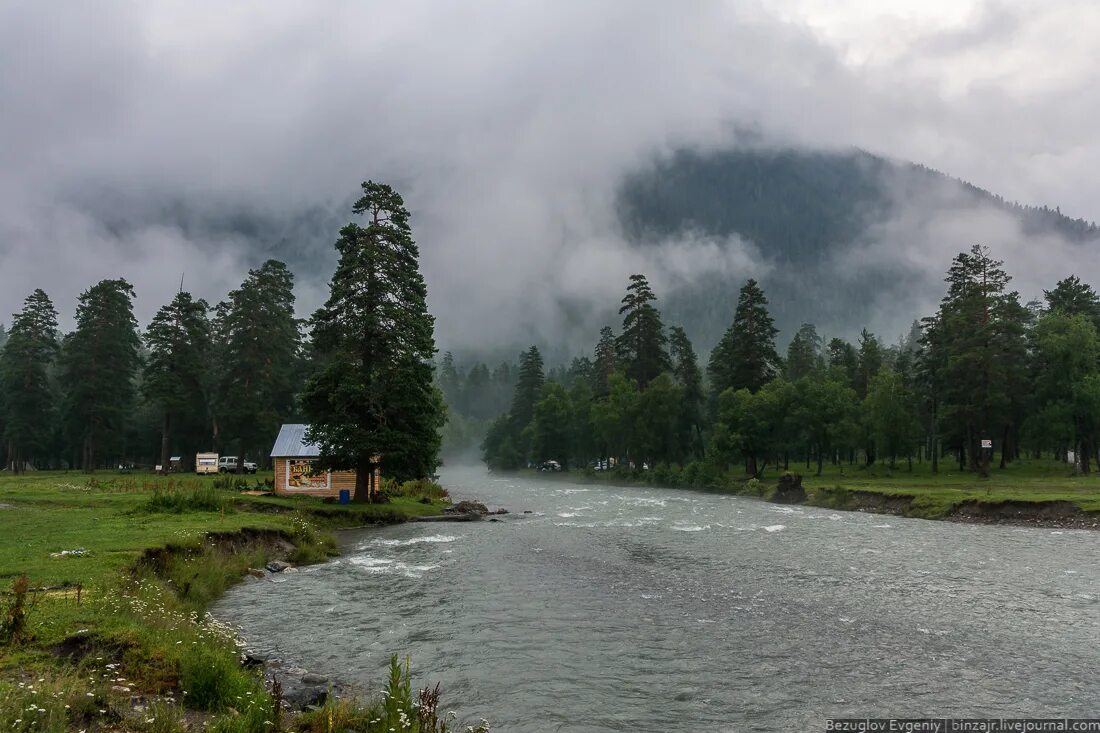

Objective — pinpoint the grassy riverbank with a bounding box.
[521,458,1100,527]
[0,471,456,733]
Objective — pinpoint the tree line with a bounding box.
[480,245,1100,479]
[0,181,443,485]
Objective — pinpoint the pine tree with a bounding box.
[144,292,212,473]
[669,325,704,459]
[592,326,617,398]
[510,346,545,434]
[827,337,859,389]
[785,323,823,380]
[438,352,462,407]
[1028,312,1100,472]
[1044,275,1100,327]
[707,279,780,398]
[615,274,670,390]
[856,328,883,399]
[864,369,919,469]
[937,245,1028,476]
[303,182,444,495]
[213,260,301,470]
[60,279,141,471]
[0,290,59,471]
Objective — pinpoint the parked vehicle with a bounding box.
[218,456,257,474]
[196,452,219,475]
[537,460,563,472]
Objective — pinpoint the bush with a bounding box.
[179,645,265,712]
[0,575,31,644]
[138,487,234,514]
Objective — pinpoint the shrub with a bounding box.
[138,487,234,514]
[0,575,31,644]
[179,645,264,712]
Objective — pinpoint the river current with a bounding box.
[214,466,1100,731]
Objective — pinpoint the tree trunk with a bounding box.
[745,453,758,478]
[1081,440,1091,475]
[816,447,823,477]
[236,439,246,474]
[354,455,375,503]
[159,412,171,474]
[999,426,1009,469]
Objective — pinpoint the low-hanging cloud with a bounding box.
[0,1,1097,359]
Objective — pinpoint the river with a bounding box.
[214,466,1100,731]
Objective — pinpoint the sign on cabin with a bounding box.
[287,458,331,490]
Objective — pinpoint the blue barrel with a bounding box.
[338,489,351,505]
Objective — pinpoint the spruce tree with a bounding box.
[144,292,212,473]
[856,328,884,398]
[303,182,444,496]
[592,326,617,398]
[785,323,823,380]
[213,260,301,469]
[1044,275,1100,333]
[707,279,780,398]
[510,346,545,433]
[60,279,141,471]
[0,290,59,471]
[615,274,670,390]
[669,325,704,459]
[937,245,1028,476]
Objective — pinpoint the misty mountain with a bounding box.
[616,147,1099,350]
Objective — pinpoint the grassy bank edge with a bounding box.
[0,480,468,733]
[508,465,1100,527]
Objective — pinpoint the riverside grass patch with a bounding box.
[0,470,450,733]
[552,456,1100,520]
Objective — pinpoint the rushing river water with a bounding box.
[214,466,1100,731]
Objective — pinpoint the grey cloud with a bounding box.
[0,0,1095,356]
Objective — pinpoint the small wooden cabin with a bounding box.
[270,424,380,499]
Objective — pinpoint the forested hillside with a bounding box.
[617,147,1100,347]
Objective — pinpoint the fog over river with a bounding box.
[214,467,1100,731]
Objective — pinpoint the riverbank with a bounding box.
[514,459,1100,529]
[0,471,456,733]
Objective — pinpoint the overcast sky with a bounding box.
[2,0,1098,353]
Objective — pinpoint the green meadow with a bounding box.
[0,471,455,733]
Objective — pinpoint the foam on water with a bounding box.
[368,534,458,547]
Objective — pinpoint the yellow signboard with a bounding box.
[286,459,330,490]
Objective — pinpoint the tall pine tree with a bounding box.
[669,325,704,459]
[615,274,670,390]
[785,322,823,380]
[937,245,1028,476]
[60,279,141,471]
[213,260,301,469]
[592,326,617,398]
[708,279,780,398]
[0,290,59,471]
[303,182,444,497]
[144,292,212,472]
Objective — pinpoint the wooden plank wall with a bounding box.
[273,457,357,498]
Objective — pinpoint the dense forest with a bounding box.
[477,245,1100,480]
[617,147,1100,346]
[0,182,443,484]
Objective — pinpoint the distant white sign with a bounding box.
[981,439,993,449]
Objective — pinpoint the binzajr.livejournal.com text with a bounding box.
[825,720,1100,732]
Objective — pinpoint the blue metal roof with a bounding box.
[270,424,321,458]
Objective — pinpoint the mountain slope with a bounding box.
[616,147,1099,348]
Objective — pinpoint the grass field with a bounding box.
[0,470,453,733]
[554,456,1100,521]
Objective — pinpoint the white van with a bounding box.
[218,456,258,474]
